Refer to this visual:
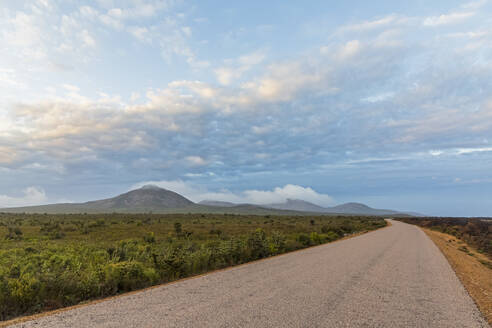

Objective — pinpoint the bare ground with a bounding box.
[423,228,492,325]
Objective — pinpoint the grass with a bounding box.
[0,212,386,321]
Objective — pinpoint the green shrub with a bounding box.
[0,212,387,320]
[297,233,311,246]
[247,228,269,260]
[310,232,322,245]
[143,232,156,243]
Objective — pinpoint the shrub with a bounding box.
[174,222,182,235]
[0,212,387,321]
[297,233,311,246]
[143,232,156,243]
[310,232,322,245]
[268,231,286,254]
[247,228,269,260]
[5,227,23,240]
[104,261,151,293]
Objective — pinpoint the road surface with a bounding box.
[9,220,488,327]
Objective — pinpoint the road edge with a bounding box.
[421,228,491,326]
[1,220,392,327]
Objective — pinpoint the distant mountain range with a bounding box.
[199,198,415,216]
[1,185,419,216]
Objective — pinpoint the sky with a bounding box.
[0,0,491,216]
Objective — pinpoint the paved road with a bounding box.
[10,220,488,328]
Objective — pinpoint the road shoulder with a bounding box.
[422,228,492,325]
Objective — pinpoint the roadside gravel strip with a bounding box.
[8,220,488,328]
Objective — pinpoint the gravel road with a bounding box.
[9,220,488,327]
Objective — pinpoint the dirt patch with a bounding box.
[423,228,492,325]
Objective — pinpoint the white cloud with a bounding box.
[181,26,192,37]
[62,83,80,92]
[251,125,273,134]
[79,6,99,19]
[99,14,123,29]
[0,187,48,208]
[185,156,207,166]
[361,92,394,103]
[462,0,488,10]
[241,60,325,103]
[456,147,492,154]
[342,15,398,32]
[130,92,141,101]
[423,12,475,26]
[131,180,335,206]
[128,26,150,42]
[215,50,266,86]
[80,29,96,47]
[427,147,492,157]
[429,150,444,156]
[242,184,334,205]
[2,11,42,48]
[337,40,361,59]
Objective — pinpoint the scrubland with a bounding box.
[0,212,386,321]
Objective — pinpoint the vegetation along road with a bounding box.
[8,220,488,327]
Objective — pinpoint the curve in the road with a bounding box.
[8,220,489,328]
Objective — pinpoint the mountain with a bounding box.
[0,186,310,215]
[265,200,402,215]
[203,198,412,216]
[327,202,400,215]
[1,185,196,214]
[265,199,329,212]
[83,185,194,210]
[198,200,237,207]
[0,186,415,216]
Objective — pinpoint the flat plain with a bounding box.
[0,212,385,321]
[6,220,488,328]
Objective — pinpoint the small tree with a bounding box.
[174,222,182,235]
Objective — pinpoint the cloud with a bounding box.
[185,156,207,166]
[131,180,335,206]
[0,146,18,165]
[342,15,399,32]
[3,6,491,177]
[462,0,488,10]
[337,40,361,59]
[128,26,150,42]
[1,0,492,214]
[0,187,48,208]
[456,147,492,155]
[80,29,96,47]
[2,11,42,48]
[62,83,80,92]
[423,12,475,26]
[215,50,265,85]
[361,92,394,103]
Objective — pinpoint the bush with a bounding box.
[0,212,387,320]
[310,232,322,245]
[297,233,311,246]
[247,228,269,260]
[104,261,153,293]
[143,232,156,243]
[5,227,23,240]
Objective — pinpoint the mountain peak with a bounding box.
[80,185,194,210]
[140,184,164,191]
[339,202,371,208]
